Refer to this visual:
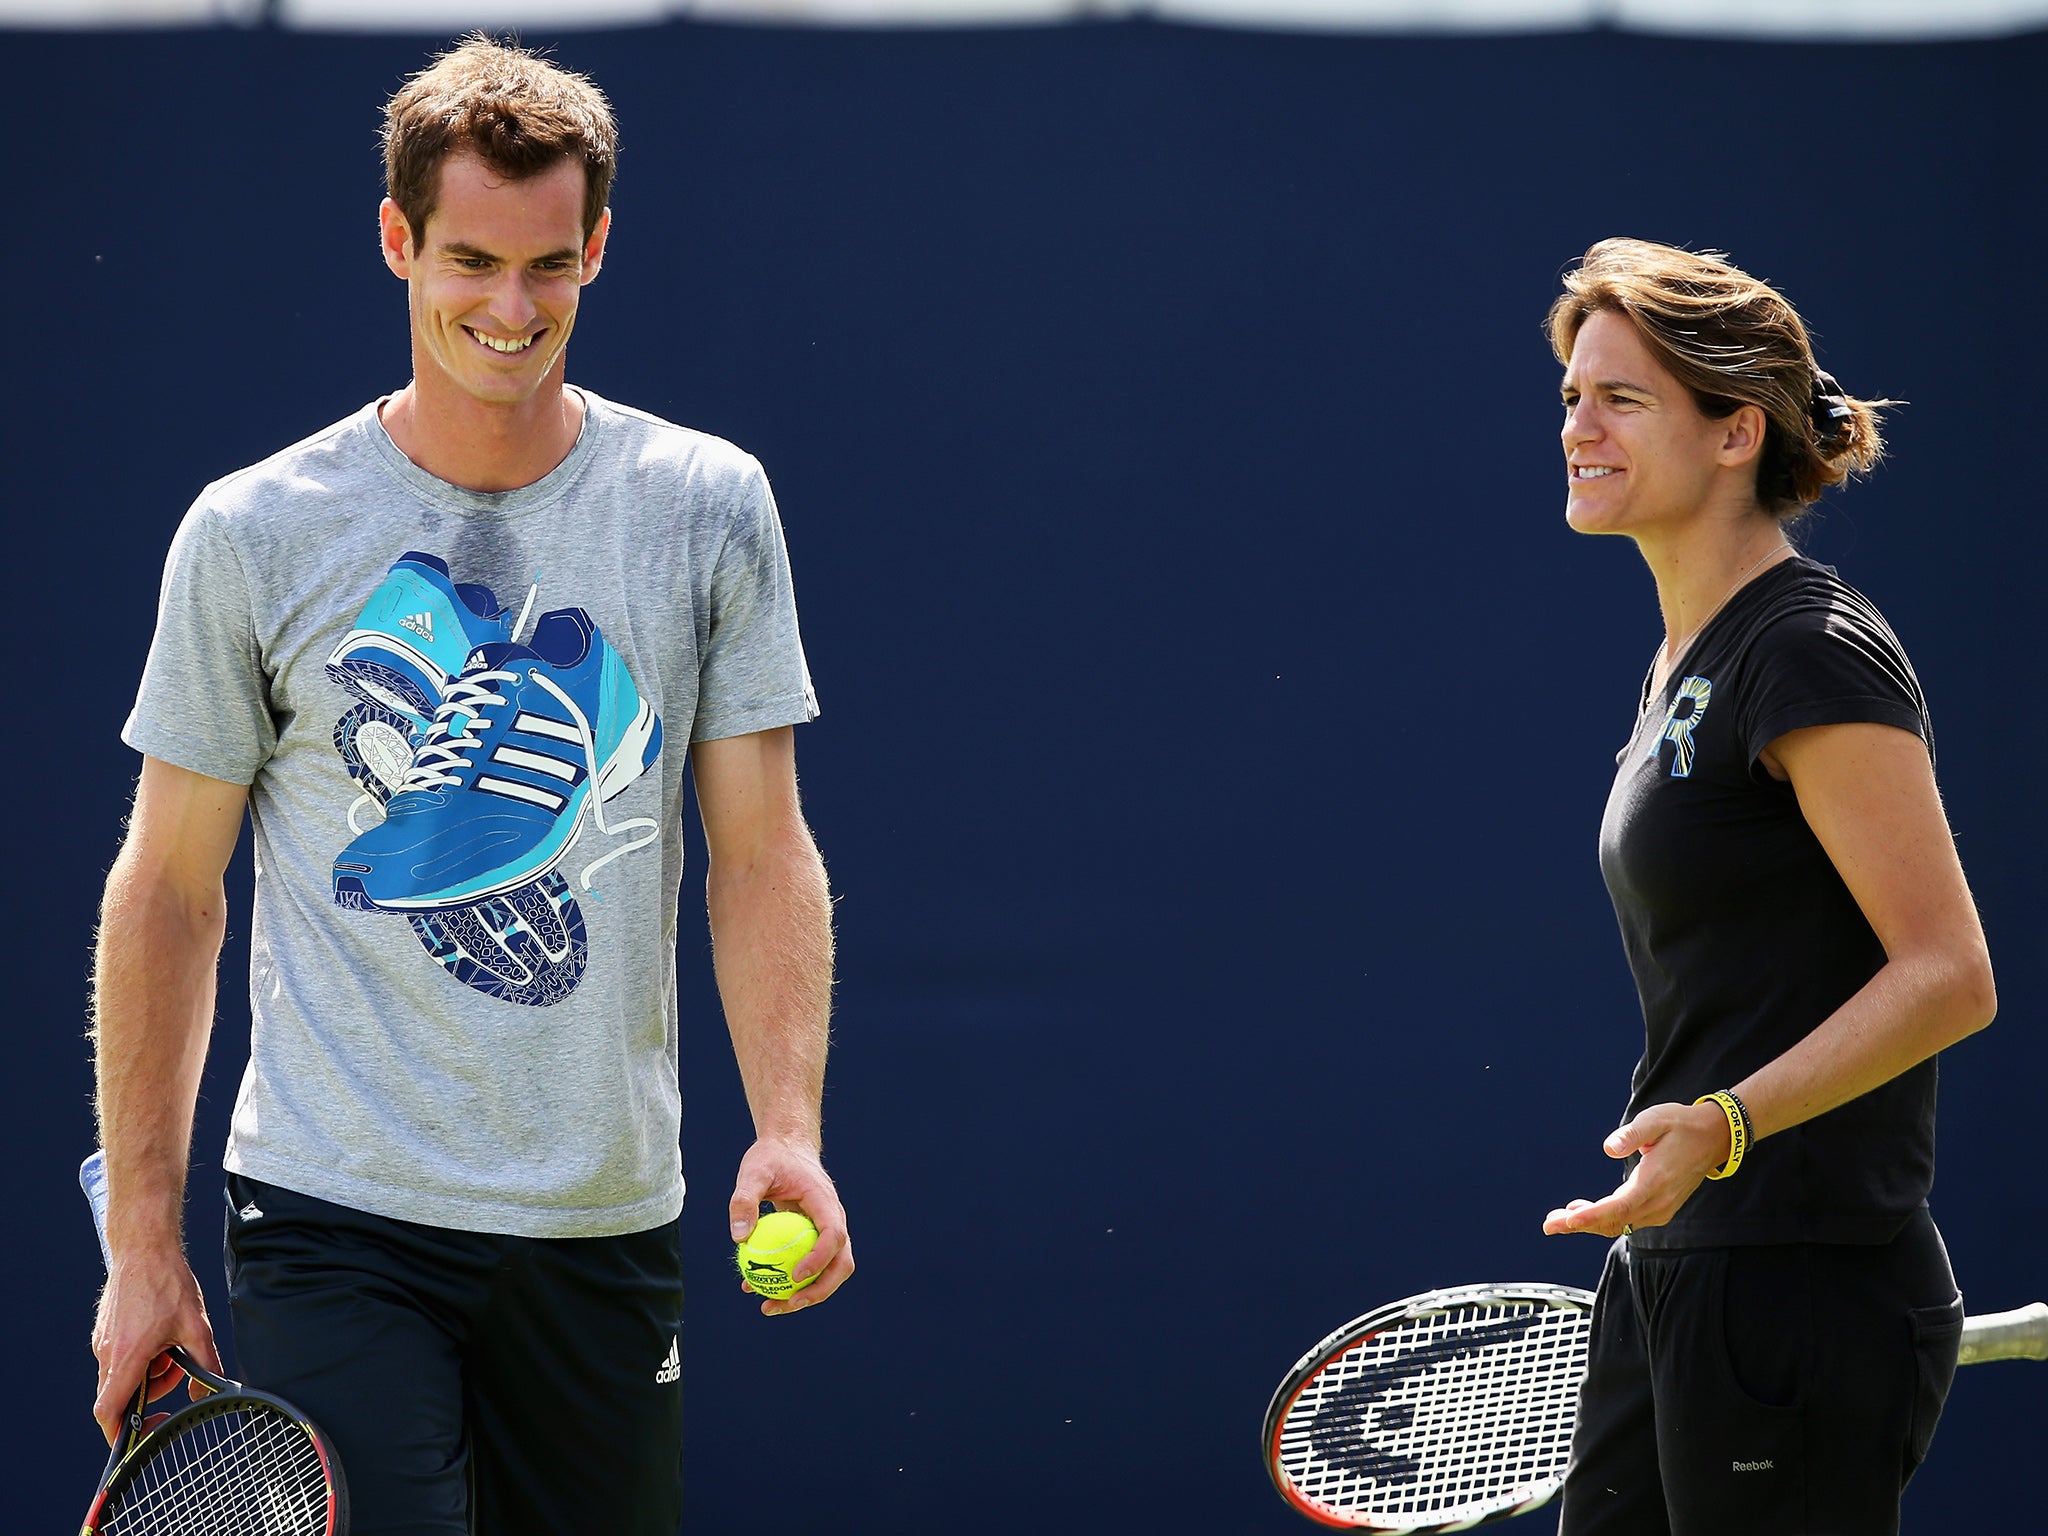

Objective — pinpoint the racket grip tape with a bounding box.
[81,1150,114,1270]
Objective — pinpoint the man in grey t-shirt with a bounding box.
[89,38,850,1532]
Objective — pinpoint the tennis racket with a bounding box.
[1264,1280,2048,1533]
[79,1151,349,1536]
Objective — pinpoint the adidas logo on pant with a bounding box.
[655,1336,680,1385]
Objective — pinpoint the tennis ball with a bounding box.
[736,1209,819,1299]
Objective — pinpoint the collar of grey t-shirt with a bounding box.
[364,385,604,519]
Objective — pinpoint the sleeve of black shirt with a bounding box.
[1734,597,1931,770]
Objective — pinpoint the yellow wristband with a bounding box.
[1694,1090,1751,1180]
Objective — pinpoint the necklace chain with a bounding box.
[1655,542,1791,690]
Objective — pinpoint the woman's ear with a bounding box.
[1717,402,1767,468]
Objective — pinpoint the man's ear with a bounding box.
[1717,402,1767,469]
[580,209,611,286]
[379,198,416,279]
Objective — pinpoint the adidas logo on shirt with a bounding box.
[399,610,435,641]
[237,1201,264,1221]
[655,1336,680,1385]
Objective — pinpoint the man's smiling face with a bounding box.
[384,152,606,410]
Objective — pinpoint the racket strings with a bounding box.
[1278,1300,1590,1523]
[103,1404,330,1536]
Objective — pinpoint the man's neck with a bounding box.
[378,373,585,494]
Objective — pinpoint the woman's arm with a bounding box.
[1544,720,1995,1238]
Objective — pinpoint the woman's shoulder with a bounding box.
[1737,556,1908,660]
[1725,556,1928,736]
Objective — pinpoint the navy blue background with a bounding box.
[11,21,2043,1532]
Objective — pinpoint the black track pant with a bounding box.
[224,1174,685,1536]
[1560,1210,1962,1536]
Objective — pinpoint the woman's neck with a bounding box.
[1638,511,1796,687]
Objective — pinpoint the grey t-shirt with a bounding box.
[123,389,818,1237]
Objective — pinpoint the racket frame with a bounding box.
[1263,1282,1595,1534]
[1266,1284,2048,1532]
[78,1152,348,1535]
[80,1347,347,1535]
[83,1343,346,1536]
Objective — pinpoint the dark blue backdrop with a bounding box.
[11,20,2043,1532]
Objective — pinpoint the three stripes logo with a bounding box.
[473,709,589,813]
[398,610,435,642]
[655,1336,680,1385]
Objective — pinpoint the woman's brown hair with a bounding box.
[1548,238,1888,517]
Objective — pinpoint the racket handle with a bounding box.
[80,1150,113,1270]
[1958,1302,2048,1365]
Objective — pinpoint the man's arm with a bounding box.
[90,756,247,1438]
[694,726,851,1316]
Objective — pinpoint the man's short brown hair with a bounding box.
[383,34,617,250]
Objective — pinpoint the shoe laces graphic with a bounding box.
[397,668,519,796]
[339,560,541,837]
[395,624,659,892]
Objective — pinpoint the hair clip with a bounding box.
[1810,368,1854,431]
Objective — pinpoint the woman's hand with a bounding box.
[1542,1100,1734,1238]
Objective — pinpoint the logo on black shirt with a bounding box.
[1649,675,1714,778]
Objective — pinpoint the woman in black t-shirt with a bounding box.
[1541,240,1996,1536]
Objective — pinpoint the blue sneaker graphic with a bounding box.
[333,607,663,911]
[408,870,589,1007]
[333,698,419,810]
[327,552,519,727]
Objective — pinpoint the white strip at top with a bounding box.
[7,0,2047,39]
[2,0,258,23]
[1611,0,2048,37]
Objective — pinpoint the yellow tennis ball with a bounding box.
[736,1210,818,1299]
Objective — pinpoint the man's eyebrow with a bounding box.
[438,241,583,264]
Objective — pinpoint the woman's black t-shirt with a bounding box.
[1599,556,1935,1249]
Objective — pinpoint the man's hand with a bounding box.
[698,729,845,1317]
[728,1136,854,1317]
[1541,1100,1734,1239]
[91,1246,223,1444]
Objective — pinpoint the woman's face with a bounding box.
[1559,309,1744,538]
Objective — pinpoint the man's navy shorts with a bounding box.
[1560,1209,1963,1536]
[224,1173,685,1536]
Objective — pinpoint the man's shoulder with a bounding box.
[582,390,766,489]
[195,403,382,518]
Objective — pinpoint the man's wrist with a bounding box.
[101,1174,190,1258]
[752,1129,822,1157]
[106,1224,190,1270]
